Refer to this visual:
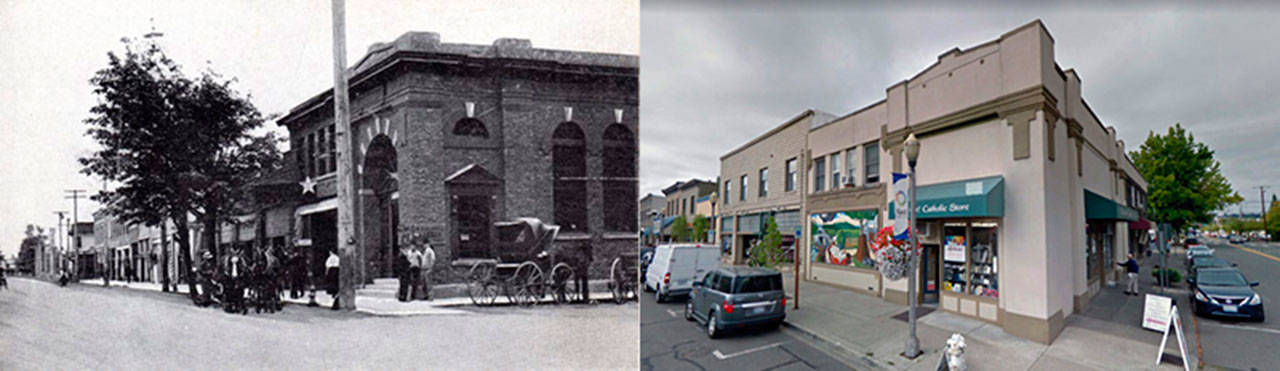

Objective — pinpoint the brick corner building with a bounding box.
[277,31,639,281]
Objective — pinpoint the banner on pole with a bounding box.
[892,172,911,241]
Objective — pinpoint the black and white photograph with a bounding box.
[0,1,638,369]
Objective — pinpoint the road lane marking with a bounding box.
[1212,323,1280,336]
[713,341,787,360]
[667,309,680,317]
[1225,243,1280,264]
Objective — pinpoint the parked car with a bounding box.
[685,267,786,338]
[1229,235,1247,244]
[1186,245,1213,261]
[1188,268,1264,321]
[640,246,656,285]
[1188,255,1234,273]
[645,243,722,302]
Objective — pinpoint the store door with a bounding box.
[922,244,939,304]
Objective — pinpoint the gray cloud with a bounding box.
[640,2,1280,213]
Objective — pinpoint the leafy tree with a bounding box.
[1267,200,1280,241]
[748,216,785,269]
[16,225,44,274]
[80,37,281,301]
[691,215,710,243]
[1131,123,1243,232]
[670,215,690,242]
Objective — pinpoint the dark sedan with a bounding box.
[1189,256,1234,273]
[1189,268,1264,321]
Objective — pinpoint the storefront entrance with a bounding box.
[922,243,940,304]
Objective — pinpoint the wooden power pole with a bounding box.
[1259,186,1270,229]
[331,0,357,310]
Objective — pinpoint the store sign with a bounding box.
[943,235,966,262]
[892,172,910,241]
[1142,294,1173,332]
[918,202,972,215]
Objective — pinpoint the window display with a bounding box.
[969,223,998,298]
[941,225,966,293]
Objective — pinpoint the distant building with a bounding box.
[660,179,718,242]
[638,193,666,246]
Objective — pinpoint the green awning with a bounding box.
[889,175,1005,219]
[1085,189,1139,221]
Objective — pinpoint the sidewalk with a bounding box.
[81,278,625,317]
[781,268,1189,370]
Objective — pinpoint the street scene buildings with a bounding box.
[719,21,1149,343]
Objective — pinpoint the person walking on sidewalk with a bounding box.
[325,249,341,310]
[1118,254,1140,295]
[396,245,412,302]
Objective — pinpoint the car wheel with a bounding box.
[685,300,695,321]
[706,312,720,339]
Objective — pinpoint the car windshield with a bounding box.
[1186,238,1199,245]
[1189,247,1210,253]
[734,274,782,294]
[1197,270,1248,286]
[1193,257,1227,267]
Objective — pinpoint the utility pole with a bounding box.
[331,0,357,310]
[54,211,67,276]
[1258,186,1270,228]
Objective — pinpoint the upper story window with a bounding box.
[759,168,768,198]
[785,158,797,192]
[845,148,857,187]
[724,180,731,205]
[814,156,826,192]
[830,153,841,190]
[602,124,636,177]
[453,118,489,138]
[864,142,880,184]
[740,175,748,201]
[552,122,588,233]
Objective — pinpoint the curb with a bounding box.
[781,319,895,370]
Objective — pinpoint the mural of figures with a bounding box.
[809,210,877,269]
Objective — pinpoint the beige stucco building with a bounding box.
[718,20,1149,344]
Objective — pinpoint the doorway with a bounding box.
[922,243,940,304]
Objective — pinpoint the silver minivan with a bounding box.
[685,267,786,338]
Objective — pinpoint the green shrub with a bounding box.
[1151,268,1182,284]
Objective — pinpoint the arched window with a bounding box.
[602,124,636,232]
[453,118,489,138]
[552,122,588,233]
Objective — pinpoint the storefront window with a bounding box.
[970,223,998,298]
[940,222,998,299]
[809,210,877,268]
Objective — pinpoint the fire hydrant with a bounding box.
[944,333,966,371]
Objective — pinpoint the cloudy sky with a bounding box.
[639,1,1280,216]
[0,0,637,259]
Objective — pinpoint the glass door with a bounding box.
[922,243,939,304]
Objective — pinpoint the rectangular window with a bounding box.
[724,181,731,205]
[785,158,797,192]
[830,153,841,190]
[327,125,337,174]
[864,142,880,184]
[740,175,748,201]
[759,168,768,198]
[846,149,857,187]
[307,133,317,176]
[814,157,826,192]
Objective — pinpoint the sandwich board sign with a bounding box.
[1144,294,1190,371]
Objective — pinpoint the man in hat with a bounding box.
[396,243,413,302]
[418,239,436,301]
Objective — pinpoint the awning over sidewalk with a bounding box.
[1129,218,1151,231]
[889,175,1005,219]
[1085,190,1139,221]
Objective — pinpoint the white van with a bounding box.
[645,243,722,302]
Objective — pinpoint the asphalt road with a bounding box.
[0,277,638,369]
[640,290,852,371]
[1190,238,1280,370]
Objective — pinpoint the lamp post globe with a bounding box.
[905,133,920,166]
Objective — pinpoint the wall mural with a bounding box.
[809,210,877,268]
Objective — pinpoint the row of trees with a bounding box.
[79,37,281,300]
[667,215,711,243]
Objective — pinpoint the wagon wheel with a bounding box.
[550,263,576,305]
[513,262,543,307]
[467,262,498,306]
[610,257,631,304]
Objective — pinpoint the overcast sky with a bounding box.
[0,0,637,259]
[639,1,1280,217]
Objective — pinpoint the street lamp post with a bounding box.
[903,133,922,359]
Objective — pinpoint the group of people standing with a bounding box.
[396,233,436,302]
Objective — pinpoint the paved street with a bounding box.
[640,289,853,371]
[0,277,637,369]
[1189,238,1280,370]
